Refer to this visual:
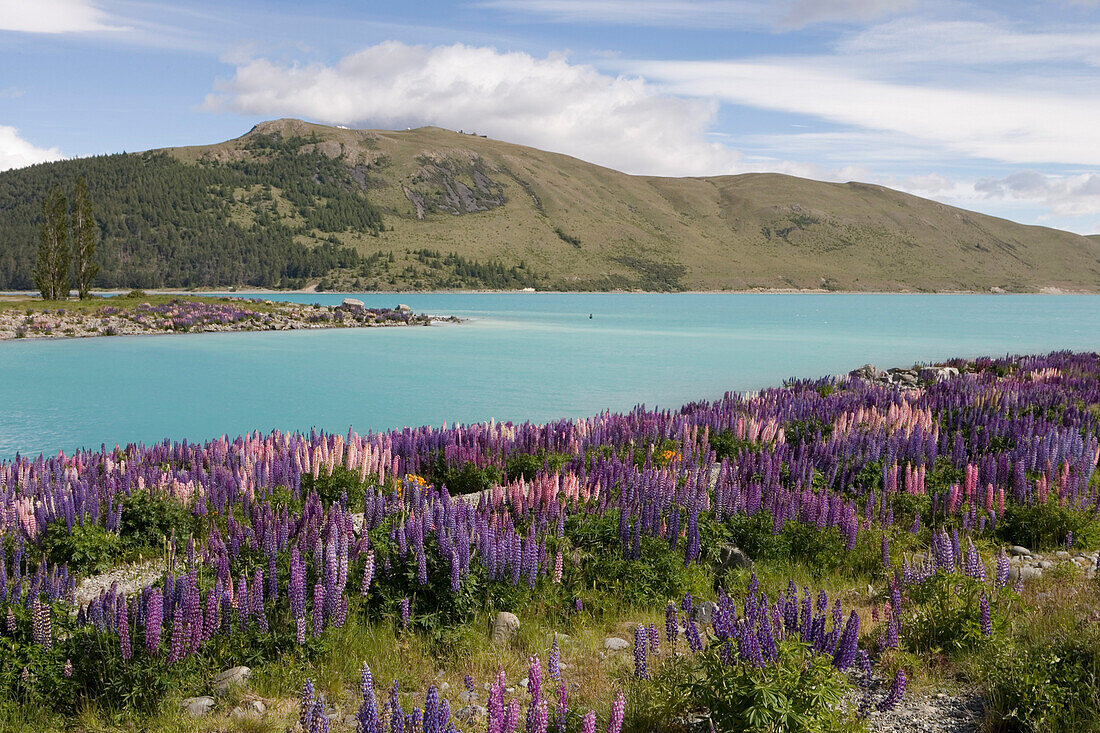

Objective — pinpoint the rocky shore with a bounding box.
[0,296,459,340]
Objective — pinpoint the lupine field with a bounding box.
[2,351,1100,732]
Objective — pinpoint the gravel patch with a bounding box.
[863,689,983,733]
[74,558,165,606]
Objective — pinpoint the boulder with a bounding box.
[716,545,753,572]
[213,666,251,695]
[918,366,960,383]
[457,705,487,724]
[230,700,266,719]
[850,364,883,380]
[396,304,412,312]
[342,298,365,309]
[491,612,520,646]
[180,696,215,718]
[1008,546,1031,557]
[694,601,718,627]
[604,637,630,652]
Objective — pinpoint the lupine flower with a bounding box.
[665,602,678,646]
[357,663,380,733]
[831,611,860,670]
[979,593,992,636]
[878,669,907,711]
[607,692,625,733]
[301,679,316,732]
[581,712,596,733]
[549,636,561,681]
[633,626,649,679]
[400,598,410,630]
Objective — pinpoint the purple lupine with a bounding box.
[167,606,185,665]
[526,655,542,733]
[313,583,325,638]
[581,712,596,733]
[979,593,992,636]
[878,669,907,711]
[684,613,703,653]
[831,611,860,670]
[301,679,316,731]
[607,691,625,733]
[549,636,561,681]
[400,597,411,630]
[555,681,567,733]
[665,602,678,646]
[574,598,583,613]
[357,663,380,733]
[362,549,375,596]
[994,550,1010,590]
[118,595,131,660]
[633,626,649,679]
[423,686,440,733]
[145,588,163,655]
[647,623,660,655]
[390,680,405,733]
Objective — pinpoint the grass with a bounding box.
[0,292,298,315]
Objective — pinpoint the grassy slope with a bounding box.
[161,119,1100,292]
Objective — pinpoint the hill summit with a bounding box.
[0,119,1097,292]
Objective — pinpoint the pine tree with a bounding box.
[71,177,99,298]
[33,186,70,300]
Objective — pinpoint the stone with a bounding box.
[1008,545,1031,557]
[851,364,881,380]
[716,545,753,572]
[396,304,412,312]
[491,611,520,646]
[1055,551,1070,559]
[342,298,365,309]
[349,513,365,536]
[518,679,528,689]
[230,700,266,719]
[458,690,476,704]
[213,666,251,695]
[1039,560,1053,569]
[181,696,215,718]
[604,637,630,652]
[694,601,718,627]
[918,366,960,383]
[457,705,486,724]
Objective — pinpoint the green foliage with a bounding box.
[0,147,374,290]
[117,490,197,556]
[901,573,1005,655]
[505,450,573,482]
[708,430,765,462]
[553,227,582,248]
[993,495,1100,550]
[426,456,503,497]
[33,186,70,300]
[680,641,858,732]
[71,176,99,299]
[39,520,120,574]
[300,466,370,508]
[565,512,711,612]
[978,626,1100,732]
[704,512,849,578]
[781,417,832,446]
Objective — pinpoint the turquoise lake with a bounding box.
[1,293,1098,458]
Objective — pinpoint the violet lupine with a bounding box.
[633,626,649,679]
[684,613,703,653]
[362,549,375,596]
[549,636,561,681]
[390,680,405,733]
[606,691,625,733]
[980,593,992,636]
[145,588,162,655]
[647,623,660,655]
[357,663,380,733]
[994,550,1010,590]
[878,669,907,711]
[423,686,440,733]
[555,681,567,733]
[118,595,131,660]
[831,611,860,671]
[665,602,678,646]
[400,597,411,630]
[301,679,316,732]
[526,655,542,733]
[313,583,325,638]
[581,712,596,733]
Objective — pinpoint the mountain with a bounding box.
[1,118,1098,292]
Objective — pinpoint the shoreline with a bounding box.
[0,295,459,342]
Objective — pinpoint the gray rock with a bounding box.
[1008,545,1032,557]
[213,665,251,695]
[181,696,215,718]
[457,704,486,724]
[694,601,718,627]
[918,366,960,383]
[1055,551,1070,559]
[851,364,882,380]
[396,304,412,312]
[230,700,266,719]
[1039,560,1053,569]
[342,298,365,309]
[716,544,753,572]
[458,690,477,704]
[491,612,520,646]
[604,637,630,652]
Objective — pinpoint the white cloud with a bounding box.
[0,0,124,34]
[629,58,1100,166]
[975,171,1100,217]
[0,126,63,171]
[476,0,912,28]
[205,41,742,177]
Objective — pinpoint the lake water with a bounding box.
[1,293,1098,458]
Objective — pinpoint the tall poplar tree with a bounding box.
[71,177,99,298]
[33,186,71,300]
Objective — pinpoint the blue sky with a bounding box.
[2,0,1099,234]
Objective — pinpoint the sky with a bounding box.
[1,0,1099,234]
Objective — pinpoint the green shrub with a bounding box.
[117,490,197,556]
[505,450,573,482]
[901,573,1008,656]
[39,520,120,575]
[426,457,503,497]
[978,627,1100,732]
[300,465,370,507]
[993,495,1100,550]
[680,641,858,732]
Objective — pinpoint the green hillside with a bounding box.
[1,118,1098,292]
